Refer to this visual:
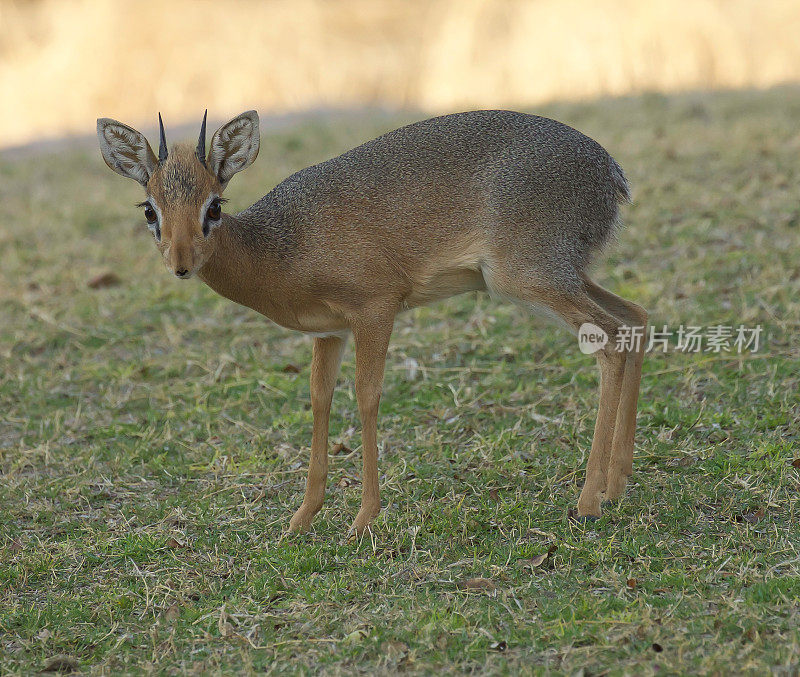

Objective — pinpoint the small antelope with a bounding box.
[97,109,646,534]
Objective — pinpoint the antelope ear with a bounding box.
[97,118,157,186]
[207,111,260,188]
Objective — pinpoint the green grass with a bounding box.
[1,88,799,675]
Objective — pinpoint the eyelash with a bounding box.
[136,201,161,241]
[203,197,227,237]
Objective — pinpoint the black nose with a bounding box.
[175,268,189,277]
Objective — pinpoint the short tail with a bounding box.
[609,157,631,204]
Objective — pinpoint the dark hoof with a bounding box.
[567,508,599,524]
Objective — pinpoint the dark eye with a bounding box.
[206,200,222,221]
[143,205,157,224]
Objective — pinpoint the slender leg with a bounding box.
[582,276,647,500]
[605,335,646,499]
[289,335,347,532]
[576,347,626,516]
[349,317,394,535]
[533,290,628,517]
[491,279,628,518]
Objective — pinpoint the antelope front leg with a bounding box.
[289,335,346,532]
[349,316,394,535]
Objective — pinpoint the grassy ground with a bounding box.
[1,88,799,675]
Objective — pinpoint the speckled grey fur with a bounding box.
[234,110,629,293]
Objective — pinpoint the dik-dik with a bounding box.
[97,109,647,534]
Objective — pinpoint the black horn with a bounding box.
[158,112,168,163]
[196,110,208,167]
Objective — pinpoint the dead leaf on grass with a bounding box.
[42,655,78,672]
[736,507,766,523]
[343,628,369,644]
[518,544,557,570]
[87,272,121,289]
[457,577,496,591]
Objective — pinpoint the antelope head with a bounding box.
[97,110,260,278]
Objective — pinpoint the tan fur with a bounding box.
[403,233,488,309]
[148,146,220,277]
[97,110,648,535]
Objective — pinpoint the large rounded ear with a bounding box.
[207,111,260,189]
[96,118,158,186]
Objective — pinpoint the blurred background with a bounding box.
[2,0,800,149]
